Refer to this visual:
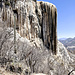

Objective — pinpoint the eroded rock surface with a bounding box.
[1,0,57,54]
[0,0,75,75]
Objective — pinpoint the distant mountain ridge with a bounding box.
[59,37,75,54]
[59,37,75,46]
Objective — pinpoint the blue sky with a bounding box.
[37,0,75,39]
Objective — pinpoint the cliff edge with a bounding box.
[0,0,75,75]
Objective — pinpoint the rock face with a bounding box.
[0,0,75,75]
[0,0,57,54]
[37,1,57,54]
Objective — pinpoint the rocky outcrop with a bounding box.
[0,0,57,54]
[0,0,75,75]
[37,1,57,54]
[0,22,75,75]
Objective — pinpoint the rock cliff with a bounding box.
[1,0,57,54]
[0,0,75,75]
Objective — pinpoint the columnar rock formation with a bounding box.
[1,1,75,75]
[0,0,57,54]
[37,2,57,54]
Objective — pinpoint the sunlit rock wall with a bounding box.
[37,1,57,54]
[1,0,57,54]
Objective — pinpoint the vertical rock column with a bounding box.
[39,2,57,54]
[51,4,57,54]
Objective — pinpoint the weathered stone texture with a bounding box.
[0,0,57,54]
[37,2,57,54]
[0,1,75,75]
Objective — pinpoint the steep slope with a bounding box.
[0,0,75,75]
[1,0,57,54]
[0,20,75,75]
